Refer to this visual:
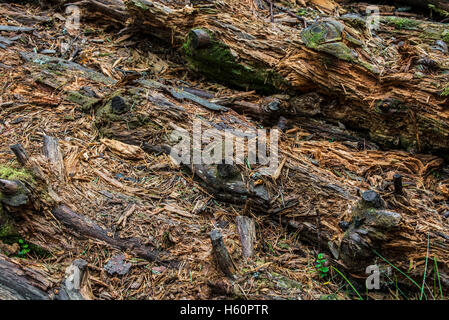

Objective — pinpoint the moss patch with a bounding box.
[66,91,99,112]
[0,215,17,240]
[442,30,449,44]
[302,25,328,49]
[0,166,34,183]
[384,17,420,30]
[441,84,449,97]
[182,29,287,94]
[0,196,18,242]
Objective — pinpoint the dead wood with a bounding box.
[43,135,65,181]
[55,259,90,300]
[210,229,236,278]
[12,50,445,290]
[52,205,171,265]
[235,216,256,258]
[0,253,51,300]
[1,0,449,298]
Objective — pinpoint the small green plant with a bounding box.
[297,9,307,16]
[17,239,30,257]
[315,253,329,279]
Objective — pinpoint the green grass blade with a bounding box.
[331,266,363,300]
[434,257,443,299]
[420,233,430,300]
[373,249,427,299]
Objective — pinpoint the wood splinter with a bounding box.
[235,216,256,258]
[210,229,236,278]
[43,135,65,180]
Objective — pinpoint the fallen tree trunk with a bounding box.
[52,205,170,265]
[124,0,449,154]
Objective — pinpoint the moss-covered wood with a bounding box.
[182,28,287,93]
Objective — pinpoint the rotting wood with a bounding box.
[1,1,449,297]
[210,229,236,278]
[235,216,256,258]
[43,135,65,181]
[0,253,51,300]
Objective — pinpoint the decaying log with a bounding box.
[140,143,270,210]
[0,179,30,208]
[125,0,449,153]
[235,216,256,258]
[39,0,128,25]
[71,0,128,25]
[0,254,51,300]
[210,229,236,278]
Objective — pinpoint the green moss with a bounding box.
[442,30,449,44]
[429,4,449,19]
[316,42,357,62]
[384,17,420,30]
[302,26,327,49]
[66,91,99,111]
[182,29,287,94]
[441,84,449,97]
[0,199,18,241]
[0,217,17,239]
[0,166,34,183]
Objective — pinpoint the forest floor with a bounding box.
[0,1,448,300]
